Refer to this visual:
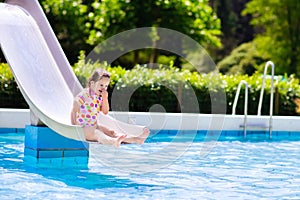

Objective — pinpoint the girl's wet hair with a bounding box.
[87,69,110,87]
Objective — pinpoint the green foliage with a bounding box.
[72,56,300,115]
[85,0,221,68]
[209,0,254,62]
[0,63,27,108]
[223,72,300,115]
[0,62,13,81]
[41,0,91,64]
[73,51,127,87]
[40,0,221,68]
[87,0,221,47]
[243,0,300,76]
[217,42,267,75]
[1,57,299,115]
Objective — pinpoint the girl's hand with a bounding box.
[100,90,110,114]
[100,90,108,99]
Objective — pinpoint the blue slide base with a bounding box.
[24,125,89,159]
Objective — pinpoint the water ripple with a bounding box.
[0,134,300,199]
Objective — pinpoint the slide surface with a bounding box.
[4,0,83,96]
[0,1,144,141]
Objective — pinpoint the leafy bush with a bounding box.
[0,63,28,108]
[1,58,300,115]
[217,42,268,75]
[73,51,127,87]
[222,72,300,115]
[73,56,300,115]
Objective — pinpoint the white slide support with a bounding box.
[0,2,145,141]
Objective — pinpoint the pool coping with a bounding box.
[1,108,300,134]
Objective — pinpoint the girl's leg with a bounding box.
[114,127,149,144]
[84,126,100,141]
[98,125,149,144]
[121,135,148,145]
[97,124,149,144]
[95,129,127,148]
[98,113,150,144]
[84,127,126,148]
[97,125,116,137]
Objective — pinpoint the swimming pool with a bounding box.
[1,132,300,199]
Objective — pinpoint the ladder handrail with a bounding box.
[257,61,275,116]
[257,61,275,138]
[232,80,248,137]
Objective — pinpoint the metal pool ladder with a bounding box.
[232,61,275,138]
[232,80,248,137]
[257,61,275,138]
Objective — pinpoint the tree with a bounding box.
[2,0,221,68]
[217,42,267,75]
[87,0,221,68]
[243,0,300,76]
[209,0,253,62]
[42,0,93,64]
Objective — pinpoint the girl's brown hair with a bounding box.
[86,69,110,87]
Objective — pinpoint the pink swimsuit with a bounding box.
[75,88,102,127]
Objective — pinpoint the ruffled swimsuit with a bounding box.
[75,88,102,127]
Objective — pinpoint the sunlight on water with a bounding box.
[0,133,300,199]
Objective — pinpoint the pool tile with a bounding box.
[24,125,89,158]
[0,128,17,134]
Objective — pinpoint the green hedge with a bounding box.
[0,63,27,108]
[1,61,300,115]
[73,57,300,115]
[110,68,300,115]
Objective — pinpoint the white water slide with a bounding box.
[0,0,145,141]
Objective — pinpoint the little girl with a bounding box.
[71,68,149,147]
[71,69,126,147]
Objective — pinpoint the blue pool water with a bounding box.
[1,132,300,199]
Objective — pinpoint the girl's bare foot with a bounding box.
[136,128,150,145]
[114,134,127,148]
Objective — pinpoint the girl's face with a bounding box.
[91,77,110,95]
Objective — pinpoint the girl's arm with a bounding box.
[71,101,80,125]
[101,90,110,114]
